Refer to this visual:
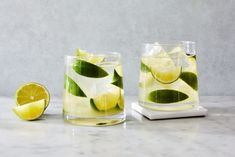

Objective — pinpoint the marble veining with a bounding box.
[0,96,235,157]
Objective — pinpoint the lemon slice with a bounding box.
[15,82,50,109]
[90,85,120,111]
[13,99,45,121]
[76,48,104,64]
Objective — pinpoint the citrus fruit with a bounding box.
[76,48,104,64]
[13,99,45,121]
[90,85,120,111]
[73,59,108,78]
[15,82,50,109]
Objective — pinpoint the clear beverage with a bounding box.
[139,42,199,111]
[63,51,125,126]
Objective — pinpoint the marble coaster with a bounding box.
[131,102,208,120]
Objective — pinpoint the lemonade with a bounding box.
[63,50,125,126]
[139,42,199,111]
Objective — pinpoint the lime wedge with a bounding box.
[15,82,50,109]
[13,99,45,121]
[115,65,123,77]
[90,86,120,111]
[142,56,181,84]
[148,89,188,103]
[180,72,198,91]
[73,59,108,78]
[111,69,123,89]
[76,48,104,64]
[139,71,154,88]
[117,90,124,109]
[64,75,87,97]
[140,61,151,72]
[63,94,122,117]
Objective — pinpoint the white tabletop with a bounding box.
[0,96,234,157]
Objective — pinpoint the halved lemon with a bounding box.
[15,82,50,109]
[76,48,104,64]
[13,99,45,121]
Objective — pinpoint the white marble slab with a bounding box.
[0,96,235,157]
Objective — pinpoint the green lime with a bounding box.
[180,72,198,91]
[90,85,120,111]
[148,89,188,103]
[140,61,151,72]
[73,59,108,78]
[15,82,50,109]
[76,48,104,64]
[13,99,45,121]
[64,75,86,97]
[111,69,123,89]
[117,90,124,110]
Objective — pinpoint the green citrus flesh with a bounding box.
[73,59,108,78]
[64,75,87,97]
[13,99,45,121]
[91,86,120,111]
[76,48,104,64]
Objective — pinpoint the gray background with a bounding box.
[0,0,234,97]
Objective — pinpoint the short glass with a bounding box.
[63,52,125,126]
[139,41,199,111]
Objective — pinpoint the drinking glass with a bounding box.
[63,52,125,126]
[139,41,199,111]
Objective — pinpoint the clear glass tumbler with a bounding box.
[63,52,125,126]
[139,41,199,111]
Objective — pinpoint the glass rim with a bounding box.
[65,52,121,59]
[144,41,195,46]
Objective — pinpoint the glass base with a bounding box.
[139,101,197,112]
[63,113,125,126]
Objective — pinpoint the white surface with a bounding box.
[0,96,235,157]
[132,102,208,120]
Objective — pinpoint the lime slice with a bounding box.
[148,89,188,103]
[73,59,108,78]
[111,68,123,89]
[63,93,122,117]
[140,62,151,72]
[90,85,120,111]
[117,90,124,110]
[13,99,45,121]
[139,71,154,88]
[115,65,123,77]
[64,75,86,97]
[76,48,104,64]
[15,82,50,109]
[180,72,198,91]
[142,56,181,84]
[183,56,197,73]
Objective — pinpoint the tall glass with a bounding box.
[63,52,125,126]
[139,41,199,111]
